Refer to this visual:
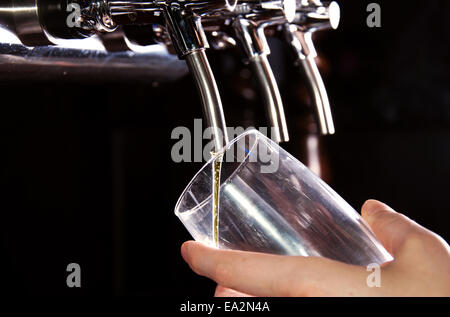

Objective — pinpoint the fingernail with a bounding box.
[363,199,393,216]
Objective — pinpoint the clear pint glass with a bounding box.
[175,130,392,266]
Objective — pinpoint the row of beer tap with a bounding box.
[1,0,341,150]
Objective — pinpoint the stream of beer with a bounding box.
[212,153,223,247]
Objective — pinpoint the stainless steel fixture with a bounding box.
[284,0,340,135]
[0,0,340,144]
[107,0,237,150]
[203,0,295,143]
[0,0,234,151]
[227,0,296,143]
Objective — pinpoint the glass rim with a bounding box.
[174,129,265,218]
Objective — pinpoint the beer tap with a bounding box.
[204,0,296,143]
[1,0,237,151]
[283,0,340,135]
[109,0,238,150]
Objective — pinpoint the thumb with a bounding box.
[361,199,420,256]
[214,285,253,297]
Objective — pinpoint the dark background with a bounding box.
[0,0,449,295]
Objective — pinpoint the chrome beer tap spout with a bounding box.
[284,0,340,135]
[204,0,295,143]
[233,0,296,143]
[163,0,237,150]
[0,0,236,151]
[109,0,237,150]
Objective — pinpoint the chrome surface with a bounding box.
[284,0,339,135]
[110,0,236,149]
[186,50,229,151]
[0,40,187,82]
[203,0,295,142]
[0,0,234,150]
[249,54,289,142]
[108,0,237,57]
[207,30,236,50]
[0,0,53,46]
[71,0,118,33]
[163,4,209,58]
[0,0,339,143]
[109,0,238,18]
[235,0,295,142]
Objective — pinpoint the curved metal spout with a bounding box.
[186,50,229,151]
[249,54,289,142]
[286,28,334,135]
[283,0,340,135]
[232,15,290,143]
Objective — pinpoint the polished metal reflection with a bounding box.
[0,41,188,82]
[284,0,340,135]
[0,0,339,142]
[204,0,295,143]
[207,30,236,50]
[285,27,335,134]
[0,0,52,46]
[69,0,118,33]
[249,54,289,143]
[233,1,295,143]
[109,0,236,150]
[108,0,238,56]
[186,50,229,151]
[0,0,234,150]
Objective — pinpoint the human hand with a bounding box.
[181,199,450,296]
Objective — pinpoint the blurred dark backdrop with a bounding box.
[0,0,449,295]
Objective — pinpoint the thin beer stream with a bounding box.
[212,152,224,247]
